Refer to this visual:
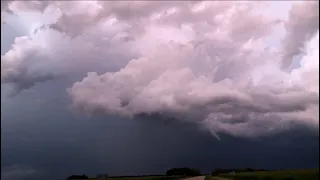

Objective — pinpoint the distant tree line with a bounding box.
[166,167,201,176]
[67,167,277,179]
[211,168,271,176]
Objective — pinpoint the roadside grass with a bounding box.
[204,175,212,180]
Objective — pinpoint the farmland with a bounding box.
[215,168,319,180]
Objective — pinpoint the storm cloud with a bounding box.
[1,1,319,138]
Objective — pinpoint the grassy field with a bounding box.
[216,168,319,180]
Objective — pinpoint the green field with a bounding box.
[216,169,319,180]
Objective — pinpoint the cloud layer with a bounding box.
[1,1,319,138]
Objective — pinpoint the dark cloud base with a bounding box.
[2,113,319,180]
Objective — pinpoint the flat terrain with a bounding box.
[216,168,319,180]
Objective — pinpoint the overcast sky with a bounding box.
[1,1,319,180]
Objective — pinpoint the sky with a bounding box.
[1,1,319,180]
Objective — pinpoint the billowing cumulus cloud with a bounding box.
[1,36,54,95]
[1,1,319,138]
[1,1,138,94]
[69,32,319,138]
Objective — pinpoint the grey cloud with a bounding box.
[4,73,55,97]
